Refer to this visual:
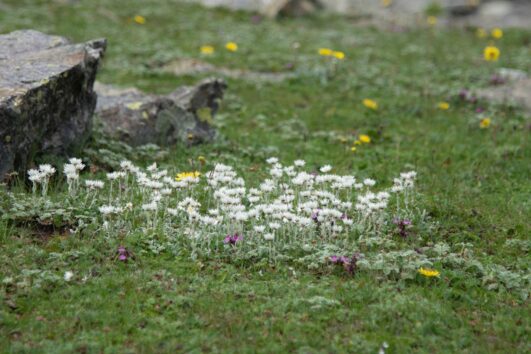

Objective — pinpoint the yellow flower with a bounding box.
[318,48,333,56]
[359,134,371,144]
[438,102,450,110]
[491,28,503,39]
[381,0,392,8]
[484,46,500,61]
[200,45,215,55]
[175,171,201,181]
[351,146,357,152]
[332,51,345,60]
[418,267,440,277]
[476,28,487,38]
[354,140,362,145]
[479,118,491,129]
[427,16,437,26]
[363,99,378,110]
[133,15,146,25]
[225,42,238,52]
[198,156,207,165]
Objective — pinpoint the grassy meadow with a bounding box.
[0,0,530,353]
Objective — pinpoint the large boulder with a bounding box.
[0,30,106,179]
[94,78,227,146]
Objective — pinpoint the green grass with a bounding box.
[1,0,530,353]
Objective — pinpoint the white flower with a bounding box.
[363,178,376,187]
[85,180,105,189]
[320,165,332,173]
[294,159,306,167]
[264,233,275,241]
[64,271,74,282]
[266,157,279,164]
[254,225,266,233]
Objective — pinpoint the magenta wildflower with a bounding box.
[329,253,361,274]
[117,245,130,262]
[393,218,412,238]
[224,233,242,245]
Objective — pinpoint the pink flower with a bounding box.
[224,233,242,245]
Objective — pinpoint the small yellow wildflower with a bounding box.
[359,134,371,144]
[363,99,378,110]
[318,48,333,56]
[418,267,440,277]
[479,118,491,129]
[484,46,500,61]
[476,28,487,38]
[187,133,195,140]
[438,102,450,110]
[225,42,238,52]
[200,45,215,55]
[175,171,201,181]
[427,16,437,26]
[332,51,345,60]
[133,15,146,25]
[198,156,207,165]
[381,0,393,8]
[491,28,503,39]
[351,146,357,152]
[354,140,362,145]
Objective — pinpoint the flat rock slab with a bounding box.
[162,58,294,82]
[477,75,531,113]
[95,78,227,146]
[0,30,106,179]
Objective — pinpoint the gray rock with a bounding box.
[187,0,318,17]
[477,77,531,113]
[0,30,106,179]
[95,78,227,146]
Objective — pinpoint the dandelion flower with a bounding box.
[491,28,503,39]
[359,134,371,144]
[479,118,491,129]
[484,46,500,61]
[225,42,238,52]
[351,146,357,152]
[362,99,378,110]
[427,16,437,26]
[418,267,440,277]
[176,171,201,181]
[318,48,333,56]
[200,45,215,55]
[133,15,146,25]
[332,51,345,60]
[438,102,450,110]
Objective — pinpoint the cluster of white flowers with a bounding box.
[33,157,417,251]
[28,164,56,196]
[63,158,85,194]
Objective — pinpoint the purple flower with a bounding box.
[329,254,362,274]
[224,233,242,245]
[393,218,412,238]
[117,245,130,262]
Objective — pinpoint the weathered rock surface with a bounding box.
[187,0,319,17]
[95,78,227,146]
[476,70,531,113]
[0,30,106,179]
[188,0,531,28]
